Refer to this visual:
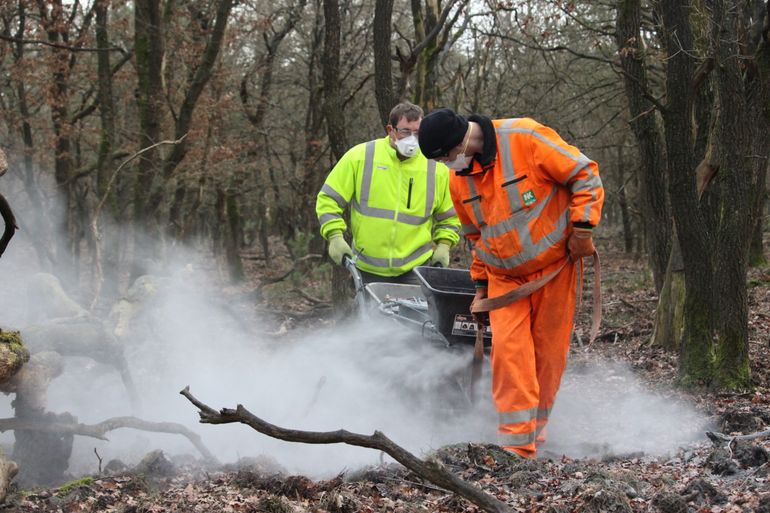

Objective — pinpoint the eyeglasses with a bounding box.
[395,127,419,137]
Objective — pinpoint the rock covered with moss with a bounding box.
[0,329,29,383]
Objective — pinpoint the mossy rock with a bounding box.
[56,477,95,497]
[0,329,29,383]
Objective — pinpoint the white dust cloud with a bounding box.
[0,191,712,480]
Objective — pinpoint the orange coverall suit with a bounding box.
[450,116,603,458]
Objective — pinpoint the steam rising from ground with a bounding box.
[0,235,712,480]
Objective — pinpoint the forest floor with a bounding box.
[5,249,770,513]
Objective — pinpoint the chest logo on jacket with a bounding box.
[522,190,536,206]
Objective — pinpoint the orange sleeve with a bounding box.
[529,124,604,227]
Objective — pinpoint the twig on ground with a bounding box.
[294,288,328,305]
[0,415,217,464]
[706,428,770,446]
[94,448,103,474]
[180,386,511,513]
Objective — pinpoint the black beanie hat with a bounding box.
[418,108,469,159]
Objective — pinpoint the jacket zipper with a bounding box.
[406,178,413,209]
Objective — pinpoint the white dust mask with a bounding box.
[444,153,471,170]
[395,135,419,158]
[444,124,473,170]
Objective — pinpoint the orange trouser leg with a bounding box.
[488,259,577,458]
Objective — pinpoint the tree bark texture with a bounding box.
[322,0,348,161]
[373,0,396,125]
[658,0,717,385]
[133,0,164,230]
[616,0,671,292]
[655,0,770,389]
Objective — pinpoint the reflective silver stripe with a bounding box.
[537,407,551,421]
[438,224,460,234]
[497,126,585,168]
[499,406,538,425]
[354,241,433,268]
[570,174,602,194]
[462,224,480,235]
[434,207,457,221]
[571,174,602,223]
[354,142,396,220]
[583,195,594,223]
[464,177,486,226]
[353,199,395,220]
[321,183,348,208]
[498,431,537,446]
[423,160,436,218]
[481,185,557,239]
[496,119,524,215]
[357,140,436,225]
[565,154,592,184]
[360,141,376,206]
[396,212,430,225]
[318,213,342,225]
[475,208,569,269]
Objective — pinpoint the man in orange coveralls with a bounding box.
[418,109,604,458]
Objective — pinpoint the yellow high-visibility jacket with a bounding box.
[316,136,460,276]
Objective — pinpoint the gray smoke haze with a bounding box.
[0,197,712,480]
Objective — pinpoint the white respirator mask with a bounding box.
[444,153,471,171]
[395,135,419,158]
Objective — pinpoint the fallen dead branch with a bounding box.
[293,287,328,305]
[0,415,217,464]
[706,428,770,445]
[180,386,511,513]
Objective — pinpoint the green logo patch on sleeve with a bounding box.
[522,190,537,206]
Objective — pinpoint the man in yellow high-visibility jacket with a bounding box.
[316,102,460,284]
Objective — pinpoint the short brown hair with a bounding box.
[389,101,423,127]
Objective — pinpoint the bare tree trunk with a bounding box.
[8,1,55,269]
[153,0,235,225]
[658,0,716,385]
[133,0,164,261]
[373,0,396,125]
[322,0,355,311]
[650,228,684,351]
[38,0,83,274]
[656,0,770,389]
[94,0,120,304]
[616,0,671,292]
[616,145,634,254]
[397,0,468,109]
[224,179,244,282]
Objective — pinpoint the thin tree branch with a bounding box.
[89,136,187,310]
[0,33,126,52]
[0,415,217,463]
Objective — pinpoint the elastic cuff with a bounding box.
[435,239,452,247]
[327,230,343,240]
[474,280,488,289]
[573,222,593,229]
